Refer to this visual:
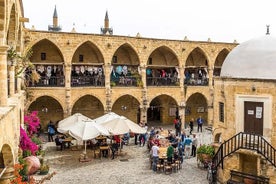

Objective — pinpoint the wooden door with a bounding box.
[244,101,263,135]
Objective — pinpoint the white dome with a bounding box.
[221,35,276,79]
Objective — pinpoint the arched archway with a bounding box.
[185,93,208,126]
[147,95,178,126]
[112,95,140,123]
[28,96,64,130]
[111,43,141,87]
[28,39,65,87]
[146,46,179,86]
[185,47,208,86]
[214,48,229,76]
[0,144,14,169]
[71,41,105,86]
[72,95,104,119]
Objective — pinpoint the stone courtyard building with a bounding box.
[212,35,276,183]
[2,2,276,184]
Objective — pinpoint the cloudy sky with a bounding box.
[22,0,275,43]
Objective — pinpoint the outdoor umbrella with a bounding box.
[94,112,121,125]
[67,120,110,154]
[57,113,110,154]
[101,116,147,135]
[57,113,93,133]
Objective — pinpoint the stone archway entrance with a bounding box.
[185,93,208,125]
[72,95,104,119]
[112,95,140,124]
[28,96,63,130]
[147,95,178,126]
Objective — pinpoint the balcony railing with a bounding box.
[111,76,140,87]
[184,77,208,86]
[71,76,105,87]
[29,76,65,87]
[146,77,179,86]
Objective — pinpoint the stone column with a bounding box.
[105,63,112,113]
[141,88,148,123]
[64,64,71,88]
[208,68,213,87]
[179,67,184,88]
[0,46,9,106]
[104,63,111,87]
[8,65,15,96]
[140,65,146,88]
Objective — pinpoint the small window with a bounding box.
[219,102,224,122]
[112,56,117,63]
[41,53,46,60]
[79,55,83,62]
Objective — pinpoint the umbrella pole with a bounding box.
[84,141,87,155]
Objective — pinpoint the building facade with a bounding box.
[23,29,237,131]
[212,35,276,183]
[0,0,26,182]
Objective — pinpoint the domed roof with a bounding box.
[220,35,276,79]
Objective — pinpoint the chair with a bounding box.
[156,160,164,173]
[94,148,100,159]
[164,162,172,174]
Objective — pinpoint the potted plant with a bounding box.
[39,158,49,175]
[197,144,215,162]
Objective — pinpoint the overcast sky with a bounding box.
[22,0,275,43]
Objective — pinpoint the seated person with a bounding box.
[122,133,130,145]
[55,134,65,150]
[100,140,109,158]
[167,144,174,163]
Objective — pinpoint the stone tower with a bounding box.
[101,11,113,35]
[48,5,62,32]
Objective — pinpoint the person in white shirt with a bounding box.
[151,142,159,171]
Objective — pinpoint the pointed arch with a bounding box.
[112,43,140,65]
[112,94,140,123]
[6,3,16,46]
[186,47,208,67]
[27,95,64,130]
[184,47,209,86]
[72,41,104,64]
[30,38,64,63]
[185,92,208,125]
[214,48,230,76]
[148,46,179,66]
[147,94,178,125]
[72,95,105,119]
[0,0,5,37]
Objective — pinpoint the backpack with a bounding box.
[48,126,55,135]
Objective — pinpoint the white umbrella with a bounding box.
[57,113,110,154]
[57,113,92,133]
[94,112,121,125]
[67,120,110,154]
[101,116,147,135]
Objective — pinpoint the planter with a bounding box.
[198,153,212,162]
[39,170,49,175]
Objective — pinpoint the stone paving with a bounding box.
[37,125,214,184]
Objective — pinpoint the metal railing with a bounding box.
[71,76,105,87]
[29,76,65,87]
[213,132,276,169]
[111,76,139,87]
[184,77,208,86]
[146,77,179,86]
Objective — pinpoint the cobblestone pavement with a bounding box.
[37,125,214,184]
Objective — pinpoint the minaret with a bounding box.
[101,11,113,35]
[48,5,62,32]
[53,5,58,27]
